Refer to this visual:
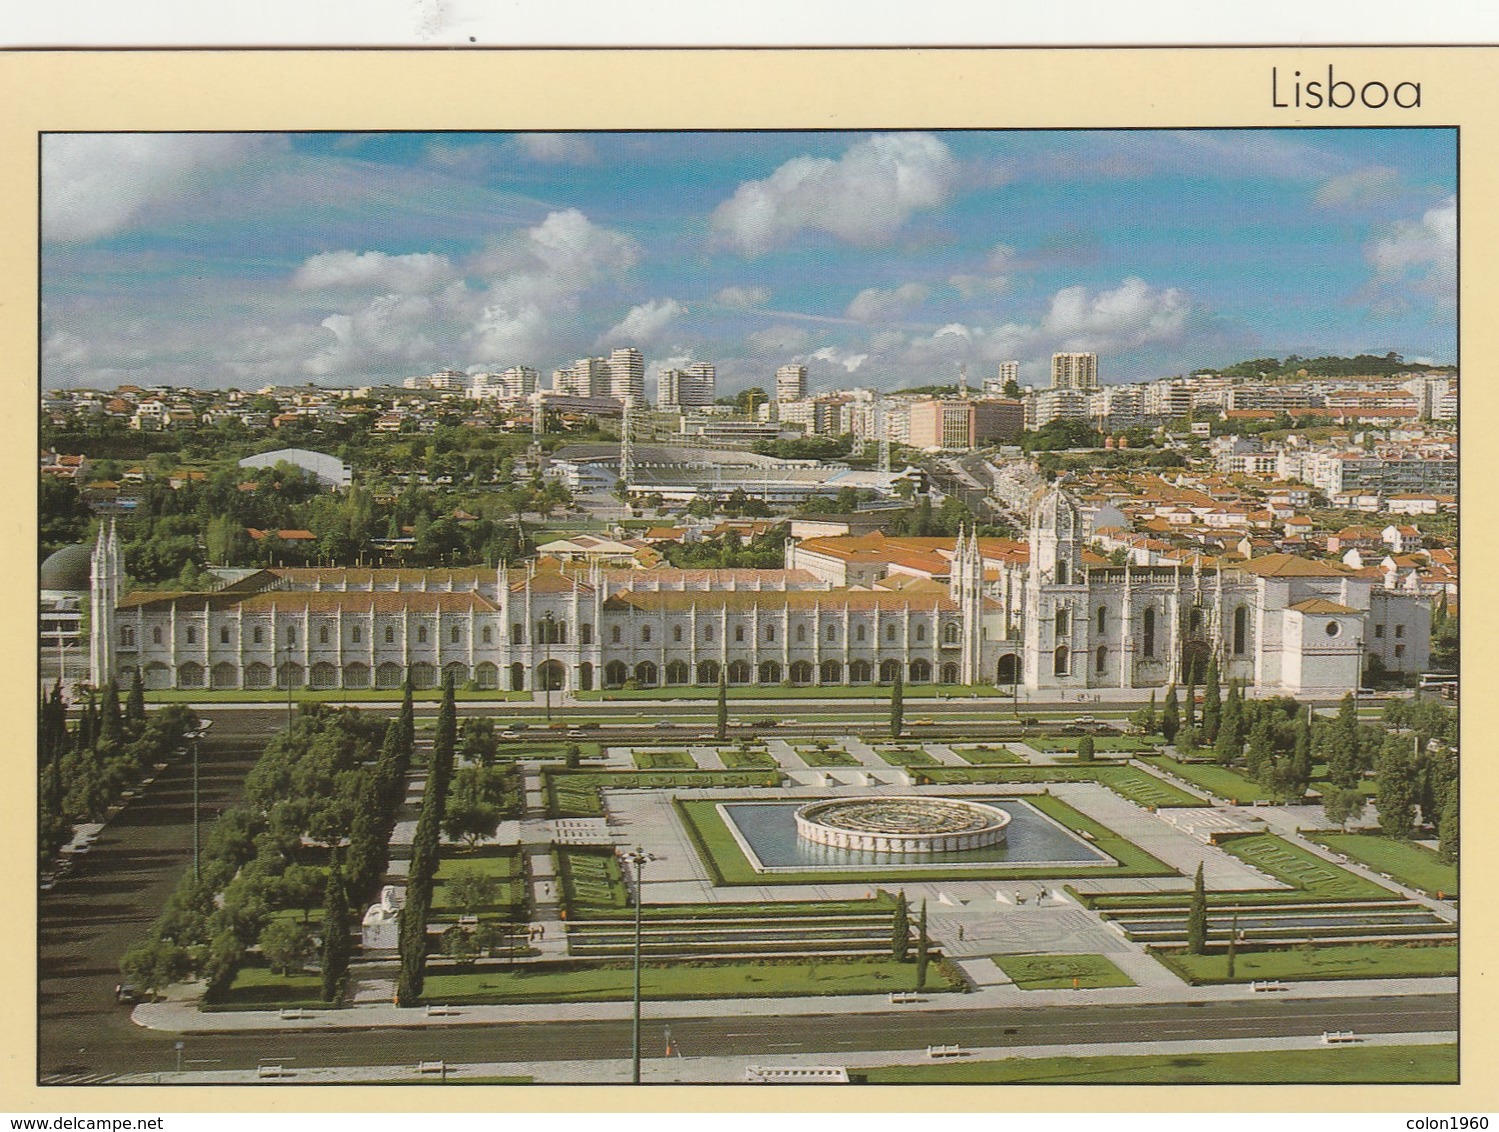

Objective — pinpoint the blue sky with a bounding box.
[41,129,1456,394]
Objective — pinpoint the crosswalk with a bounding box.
[40,1071,123,1085]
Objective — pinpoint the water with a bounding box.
[720,797,1113,871]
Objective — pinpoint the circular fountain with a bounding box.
[794,795,1011,855]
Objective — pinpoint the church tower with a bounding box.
[89,520,122,687]
[949,526,985,684]
[1024,485,1087,690]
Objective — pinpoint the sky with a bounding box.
[41,129,1457,395]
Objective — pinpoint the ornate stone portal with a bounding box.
[794,796,1011,854]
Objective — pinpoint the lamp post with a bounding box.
[619,846,658,1084]
[186,720,212,883]
[283,636,295,727]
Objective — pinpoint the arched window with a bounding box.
[758,660,782,684]
[849,659,872,683]
[287,627,296,645]
[611,625,622,644]
[417,625,428,644]
[220,625,230,644]
[186,626,197,645]
[856,624,866,643]
[1190,607,1204,634]
[1097,606,1107,635]
[696,659,720,685]
[481,626,492,644]
[1055,607,1070,638]
[352,626,362,644]
[1096,644,1107,674]
[819,659,842,684]
[766,625,776,643]
[879,658,901,683]
[120,626,135,646]
[789,660,813,685]
[727,659,751,684]
[319,625,329,644]
[1234,606,1248,655]
[915,624,926,642]
[641,625,652,643]
[673,625,683,643]
[153,627,162,645]
[512,622,525,644]
[909,658,932,683]
[1054,645,1070,677]
[735,625,744,643]
[826,624,836,642]
[665,659,690,685]
[886,623,897,641]
[942,622,959,645]
[581,624,593,644]
[796,624,806,643]
[450,625,460,644]
[1143,607,1156,658]
[1056,558,1070,585]
[385,626,395,644]
[253,627,264,645]
[604,660,628,687]
[634,661,658,686]
[705,624,715,643]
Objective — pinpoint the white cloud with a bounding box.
[515,134,598,164]
[948,274,1011,299]
[846,282,930,322]
[1366,196,1456,299]
[744,325,813,355]
[715,284,771,308]
[603,298,686,345]
[1040,277,1192,351]
[711,133,957,256]
[292,250,456,292]
[808,346,869,373]
[1315,166,1403,208]
[43,134,278,243]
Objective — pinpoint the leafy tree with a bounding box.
[459,717,497,767]
[890,668,904,740]
[1374,735,1418,839]
[1323,786,1367,831]
[1186,862,1207,954]
[1161,685,1180,743]
[119,938,191,1001]
[565,743,582,769]
[1076,734,1096,763]
[1437,793,1459,864]
[1201,657,1221,743]
[1176,725,1201,756]
[891,890,910,962]
[441,925,479,967]
[444,799,500,848]
[446,868,500,917]
[259,918,313,976]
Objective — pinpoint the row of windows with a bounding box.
[1371,624,1406,639]
[125,618,963,649]
[1051,605,1251,658]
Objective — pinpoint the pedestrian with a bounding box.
[539,923,545,940]
[957,925,964,941]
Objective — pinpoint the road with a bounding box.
[44,994,1455,1082]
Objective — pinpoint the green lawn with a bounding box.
[1308,833,1458,897]
[721,749,777,770]
[212,963,326,1010]
[1156,942,1457,984]
[419,956,959,1004]
[875,747,940,767]
[1221,834,1395,900]
[923,764,1201,810]
[544,768,784,817]
[952,746,1027,765]
[1141,755,1275,803]
[1024,736,1158,754]
[799,748,861,767]
[432,849,527,917]
[992,953,1135,990]
[859,1044,1456,1084]
[555,846,628,912]
[632,749,698,770]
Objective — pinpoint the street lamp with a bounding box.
[618,846,659,1084]
[186,720,213,883]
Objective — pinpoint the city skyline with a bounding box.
[43,129,1456,394]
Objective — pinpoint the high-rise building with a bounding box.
[776,364,808,403]
[1051,352,1099,391]
[656,362,716,409]
[984,361,1020,396]
[607,348,645,405]
[557,357,612,399]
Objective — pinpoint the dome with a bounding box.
[40,543,91,593]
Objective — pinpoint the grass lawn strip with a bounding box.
[419,956,958,1004]
[799,749,860,767]
[1140,755,1273,803]
[632,750,698,770]
[1306,832,1457,897]
[951,746,1026,765]
[992,953,1135,990]
[581,684,1001,701]
[858,1044,1456,1084]
[213,964,325,1011]
[1024,736,1159,755]
[1221,834,1395,900]
[1155,942,1456,984]
[721,750,777,770]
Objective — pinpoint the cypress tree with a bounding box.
[1201,656,1221,743]
[1161,685,1181,744]
[319,866,351,1004]
[99,677,123,744]
[126,667,147,733]
[1184,669,1196,730]
[891,890,910,961]
[1186,862,1208,954]
[1226,913,1239,979]
[915,899,930,990]
[1145,690,1157,735]
[398,674,415,756]
[1214,681,1243,766]
[1290,706,1314,799]
[890,668,904,740]
[716,674,729,742]
[1076,734,1096,763]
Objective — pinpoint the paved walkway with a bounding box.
[126,1029,1456,1084]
